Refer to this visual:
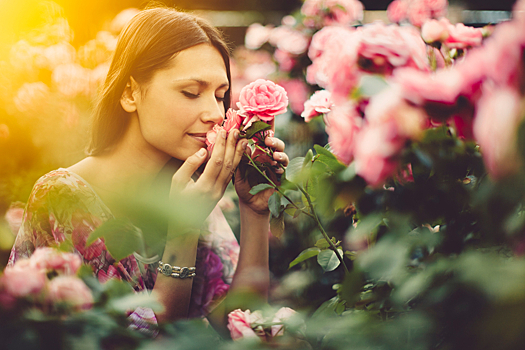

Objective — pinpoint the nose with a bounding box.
[201,94,225,125]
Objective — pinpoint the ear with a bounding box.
[120,77,140,113]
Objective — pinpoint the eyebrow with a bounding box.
[174,78,229,90]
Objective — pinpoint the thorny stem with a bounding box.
[244,152,314,219]
[297,186,350,275]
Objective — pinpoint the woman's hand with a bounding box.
[234,136,289,215]
[169,129,248,228]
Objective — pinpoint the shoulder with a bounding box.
[26,169,106,216]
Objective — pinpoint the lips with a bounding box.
[188,133,208,144]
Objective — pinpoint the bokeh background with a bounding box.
[0,0,517,291]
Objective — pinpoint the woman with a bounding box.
[8,7,288,334]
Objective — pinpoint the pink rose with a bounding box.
[302,90,333,122]
[223,108,242,133]
[47,276,94,310]
[407,0,432,27]
[357,23,430,75]
[1,260,47,298]
[29,247,82,275]
[4,202,25,235]
[444,23,483,49]
[308,26,355,61]
[325,102,363,165]
[421,19,450,44]
[206,124,226,154]
[271,307,297,337]
[268,26,309,56]
[473,87,523,180]
[245,23,273,50]
[394,67,465,106]
[354,88,427,187]
[227,309,260,340]
[237,79,288,122]
[387,0,408,23]
[354,121,404,187]
[322,0,364,26]
[365,88,427,141]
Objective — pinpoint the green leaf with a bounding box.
[86,218,145,261]
[303,149,314,167]
[317,248,343,272]
[315,238,331,250]
[285,157,306,184]
[243,121,272,139]
[249,183,274,195]
[314,144,337,159]
[268,192,282,218]
[289,247,321,269]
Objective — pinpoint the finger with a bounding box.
[216,130,241,188]
[273,151,289,167]
[200,129,228,187]
[171,148,207,193]
[265,137,285,152]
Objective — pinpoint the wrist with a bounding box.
[239,200,270,218]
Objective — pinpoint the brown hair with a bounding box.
[86,7,231,156]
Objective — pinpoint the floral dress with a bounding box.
[8,169,240,333]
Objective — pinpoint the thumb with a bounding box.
[171,148,207,192]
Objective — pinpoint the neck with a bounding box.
[71,117,184,200]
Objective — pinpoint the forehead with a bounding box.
[158,44,229,85]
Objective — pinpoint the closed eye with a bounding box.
[182,91,199,99]
[216,95,226,102]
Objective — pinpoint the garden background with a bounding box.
[1,0,525,349]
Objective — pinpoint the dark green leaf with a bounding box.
[289,247,321,269]
[268,192,282,218]
[243,121,272,139]
[87,218,145,261]
[249,183,274,195]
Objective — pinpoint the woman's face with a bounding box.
[132,43,229,161]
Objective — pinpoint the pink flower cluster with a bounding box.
[301,0,364,28]
[387,0,448,27]
[0,247,93,311]
[227,307,297,341]
[298,0,525,186]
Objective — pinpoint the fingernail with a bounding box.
[221,130,227,138]
[271,138,276,147]
[198,148,206,157]
[234,130,240,139]
[243,140,249,149]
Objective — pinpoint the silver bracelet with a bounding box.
[157,261,196,279]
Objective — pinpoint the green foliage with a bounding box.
[87,218,146,262]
